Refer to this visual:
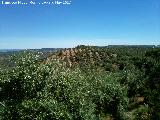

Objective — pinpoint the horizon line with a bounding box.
[0,44,160,50]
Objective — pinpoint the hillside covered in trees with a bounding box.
[0,45,160,120]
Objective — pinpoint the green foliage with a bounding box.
[133,105,150,120]
[1,47,159,119]
[142,50,160,119]
[0,51,129,120]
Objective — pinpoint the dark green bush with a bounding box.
[0,51,129,119]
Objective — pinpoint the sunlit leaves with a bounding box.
[0,51,129,119]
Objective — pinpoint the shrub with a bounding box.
[0,51,129,120]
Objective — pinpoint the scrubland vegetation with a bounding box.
[0,46,160,119]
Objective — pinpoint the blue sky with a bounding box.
[0,0,160,49]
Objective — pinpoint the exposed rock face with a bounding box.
[44,47,119,70]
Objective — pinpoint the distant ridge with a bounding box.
[0,45,160,52]
[0,49,23,52]
[107,45,160,48]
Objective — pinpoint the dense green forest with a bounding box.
[0,46,160,120]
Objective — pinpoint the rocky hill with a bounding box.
[45,46,121,71]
